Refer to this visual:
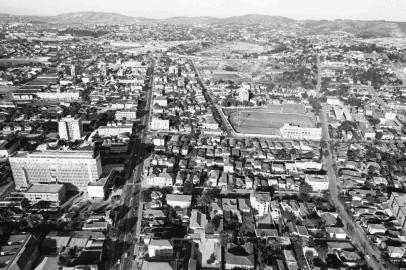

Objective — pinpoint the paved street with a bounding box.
[366,85,389,110]
[320,107,390,270]
[108,57,157,270]
[315,55,394,270]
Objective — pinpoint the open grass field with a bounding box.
[265,104,307,114]
[226,107,315,135]
[199,41,266,55]
[209,73,246,83]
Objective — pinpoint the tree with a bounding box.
[198,189,219,206]
[347,149,360,161]
[240,218,255,236]
[289,148,299,156]
[339,120,356,132]
[205,222,215,234]
[305,250,315,266]
[141,189,152,203]
[299,182,313,201]
[220,230,234,247]
[346,96,363,107]
[211,215,222,228]
[369,118,380,126]
[206,253,216,264]
[183,181,193,194]
[276,149,289,160]
[308,96,322,113]
[315,241,328,261]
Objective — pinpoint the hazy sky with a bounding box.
[2,0,406,21]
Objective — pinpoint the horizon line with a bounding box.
[1,10,406,23]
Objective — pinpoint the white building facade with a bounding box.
[9,149,102,192]
[58,116,83,140]
[280,124,322,141]
[151,118,170,130]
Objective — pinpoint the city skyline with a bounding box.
[2,0,406,22]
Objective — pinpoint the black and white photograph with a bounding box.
[0,0,405,269]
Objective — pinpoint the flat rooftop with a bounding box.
[12,149,96,159]
[25,184,64,194]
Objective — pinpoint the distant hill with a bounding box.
[1,12,406,37]
[0,13,43,24]
[161,14,295,26]
[47,12,158,25]
[302,19,405,37]
[216,14,295,26]
[161,16,219,25]
[47,12,150,25]
[0,12,156,25]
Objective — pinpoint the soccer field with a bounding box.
[228,109,315,135]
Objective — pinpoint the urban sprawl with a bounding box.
[1,14,406,270]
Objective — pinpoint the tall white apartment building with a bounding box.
[9,149,102,192]
[58,116,83,140]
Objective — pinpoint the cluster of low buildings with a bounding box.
[0,25,155,269]
[149,57,223,136]
[133,53,367,270]
[4,12,406,270]
[317,37,406,267]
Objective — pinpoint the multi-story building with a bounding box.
[145,171,173,187]
[115,109,137,121]
[58,116,83,141]
[9,149,102,192]
[97,122,132,137]
[22,183,66,206]
[37,91,80,101]
[153,97,168,107]
[166,194,192,208]
[304,174,329,192]
[279,124,322,141]
[148,239,173,257]
[151,118,170,130]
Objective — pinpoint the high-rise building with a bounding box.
[58,116,83,141]
[9,149,102,192]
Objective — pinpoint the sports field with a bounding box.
[227,108,315,135]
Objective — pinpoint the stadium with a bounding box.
[223,104,321,140]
